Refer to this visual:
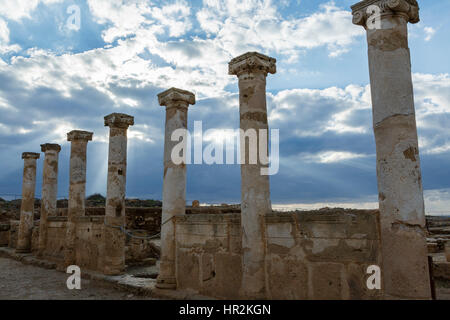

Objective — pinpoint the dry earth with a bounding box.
[0,257,153,300]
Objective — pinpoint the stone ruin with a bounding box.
[0,0,448,299]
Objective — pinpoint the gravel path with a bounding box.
[0,257,150,300]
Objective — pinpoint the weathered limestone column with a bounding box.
[229,52,276,298]
[37,144,61,256]
[64,130,93,267]
[103,113,134,275]
[156,88,195,289]
[352,0,431,299]
[16,152,40,253]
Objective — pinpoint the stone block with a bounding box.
[177,249,200,291]
[266,254,308,300]
[311,263,344,300]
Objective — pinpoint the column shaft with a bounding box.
[352,0,431,299]
[103,113,134,275]
[38,144,61,256]
[64,130,93,267]
[229,52,276,298]
[16,153,40,253]
[156,88,195,289]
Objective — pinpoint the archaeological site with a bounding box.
[0,0,449,302]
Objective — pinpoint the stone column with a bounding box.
[64,130,93,267]
[37,144,61,256]
[156,88,195,289]
[103,113,134,275]
[16,152,40,253]
[351,0,431,299]
[229,52,276,298]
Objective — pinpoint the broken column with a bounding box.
[103,113,134,275]
[229,52,276,298]
[64,130,93,267]
[37,144,61,256]
[16,152,40,253]
[351,0,431,299]
[156,88,195,289]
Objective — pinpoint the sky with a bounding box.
[0,0,450,214]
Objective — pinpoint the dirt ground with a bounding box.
[0,257,153,300]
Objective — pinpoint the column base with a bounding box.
[103,266,125,276]
[36,249,44,257]
[156,276,177,290]
[15,248,31,254]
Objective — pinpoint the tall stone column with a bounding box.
[38,144,61,256]
[156,88,195,289]
[229,52,276,298]
[16,152,40,253]
[351,0,431,299]
[64,130,93,267]
[103,113,134,275]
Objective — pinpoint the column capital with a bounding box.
[22,152,40,160]
[67,130,93,142]
[229,52,276,77]
[104,113,134,129]
[158,88,196,108]
[351,0,419,27]
[40,143,61,153]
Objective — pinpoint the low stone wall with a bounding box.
[40,215,158,271]
[0,223,10,246]
[56,207,162,235]
[175,214,241,298]
[174,210,382,300]
[44,217,67,261]
[75,216,105,271]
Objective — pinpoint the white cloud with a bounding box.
[196,0,364,59]
[0,0,63,21]
[424,26,436,42]
[87,0,193,42]
[269,84,371,138]
[0,18,21,54]
[298,151,369,164]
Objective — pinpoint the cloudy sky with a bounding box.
[0,0,449,214]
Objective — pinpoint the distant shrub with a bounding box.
[87,193,106,202]
[125,199,162,208]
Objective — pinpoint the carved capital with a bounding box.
[67,130,93,142]
[22,152,40,160]
[104,113,134,129]
[158,88,195,108]
[40,143,61,153]
[351,0,419,27]
[229,52,276,77]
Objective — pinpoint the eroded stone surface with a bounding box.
[65,130,93,267]
[103,113,134,275]
[38,144,61,257]
[352,0,431,299]
[174,210,382,300]
[16,152,40,253]
[156,88,195,289]
[229,51,276,299]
